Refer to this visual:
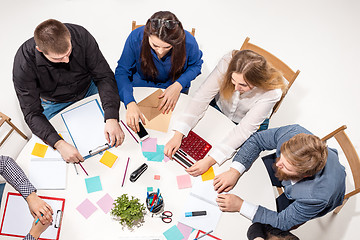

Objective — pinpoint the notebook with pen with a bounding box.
[173,131,212,168]
[0,192,65,240]
[61,99,110,159]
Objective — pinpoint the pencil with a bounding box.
[73,163,79,175]
[78,162,89,176]
[122,157,130,187]
[120,120,139,143]
[195,230,213,240]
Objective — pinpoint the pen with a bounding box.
[120,120,139,143]
[73,163,79,175]
[185,211,207,217]
[78,162,89,176]
[35,213,44,224]
[122,157,130,187]
[195,230,213,240]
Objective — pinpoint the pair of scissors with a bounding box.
[158,211,173,223]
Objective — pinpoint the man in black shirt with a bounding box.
[13,19,124,163]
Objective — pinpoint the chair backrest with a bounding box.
[132,21,196,37]
[322,125,360,192]
[0,112,28,147]
[240,37,300,117]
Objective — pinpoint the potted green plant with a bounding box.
[111,194,146,229]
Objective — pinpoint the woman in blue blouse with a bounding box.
[115,11,203,132]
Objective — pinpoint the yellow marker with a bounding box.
[201,166,215,181]
[99,151,118,168]
[31,143,48,158]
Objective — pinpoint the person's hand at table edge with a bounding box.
[216,194,243,212]
[158,82,182,114]
[104,119,125,147]
[126,101,146,132]
[54,139,84,163]
[186,156,216,176]
[164,131,184,158]
[213,167,241,193]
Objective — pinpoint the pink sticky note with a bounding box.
[177,222,194,240]
[154,175,160,180]
[163,155,171,163]
[176,174,192,189]
[96,193,115,214]
[76,199,97,219]
[141,138,157,152]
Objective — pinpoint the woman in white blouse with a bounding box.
[164,50,286,176]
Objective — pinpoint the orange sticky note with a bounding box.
[201,166,215,181]
[99,151,118,168]
[31,143,48,158]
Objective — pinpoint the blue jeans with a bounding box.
[209,98,269,131]
[41,81,98,120]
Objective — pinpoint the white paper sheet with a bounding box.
[178,178,222,232]
[0,193,64,240]
[61,99,106,158]
[29,158,67,189]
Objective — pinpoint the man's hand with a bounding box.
[186,156,216,176]
[29,216,52,240]
[213,168,241,193]
[104,119,125,147]
[164,131,184,158]
[126,102,146,132]
[158,82,182,114]
[26,192,53,225]
[216,194,243,212]
[54,140,84,163]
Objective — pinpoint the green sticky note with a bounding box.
[147,187,153,192]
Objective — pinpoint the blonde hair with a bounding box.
[281,133,328,177]
[220,50,287,100]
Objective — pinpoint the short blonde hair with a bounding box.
[281,133,328,177]
[220,50,287,100]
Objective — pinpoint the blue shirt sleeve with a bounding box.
[175,31,203,89]
[232,124,311,171]
[114,28,142,106]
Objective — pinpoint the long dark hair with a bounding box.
[141,11,186,81]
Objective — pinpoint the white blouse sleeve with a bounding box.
[209,88,282,165]
[172,53,231,136]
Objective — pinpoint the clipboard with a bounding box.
[61,99,110,159]
[0,192,65,240]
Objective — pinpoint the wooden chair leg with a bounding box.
[333,198,348,214]
[0,129,14,147]
[6,120,28,140]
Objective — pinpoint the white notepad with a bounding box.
[61,99,108,158]
[179,178,222,232]
[0,193,65,240]
[29,158,67,189]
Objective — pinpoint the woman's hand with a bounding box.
[164,131,184,158]
[28,216,52,240]
[158,82,182,114]
[186,156,216,176]
[126,102,146,132]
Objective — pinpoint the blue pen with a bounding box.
[35,213,44,224]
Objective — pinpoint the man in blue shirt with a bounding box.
[213,124,346,230]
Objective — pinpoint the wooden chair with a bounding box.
[321,125,360,214]
[240,37,300,117]
[132,20,196,37]
[0,112,28,147]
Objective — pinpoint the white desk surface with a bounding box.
[0,87,275,240]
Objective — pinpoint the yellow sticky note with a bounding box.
[99,151,118,168]
[31,143,48,158]
[201,166,215,181]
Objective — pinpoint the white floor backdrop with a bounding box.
[0,0,360,239]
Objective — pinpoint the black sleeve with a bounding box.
[83,28,120,121]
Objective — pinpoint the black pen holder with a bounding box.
[146,192,164,214]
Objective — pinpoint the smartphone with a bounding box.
[137,122,149,141]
